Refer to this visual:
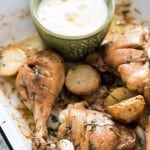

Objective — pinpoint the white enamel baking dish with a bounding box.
[0,0,149,149]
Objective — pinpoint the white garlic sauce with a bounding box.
[37,0,108,36]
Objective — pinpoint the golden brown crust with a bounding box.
[16,50,65,150]
[58,102,136,150]
[107,95,145,123]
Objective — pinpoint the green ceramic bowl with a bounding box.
[30,0,115,61]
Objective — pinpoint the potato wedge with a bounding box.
[105,87,137,107]
[107,95,145,123]
[0,46,27,76]
[18,35,46,55]
[65,64,100,95]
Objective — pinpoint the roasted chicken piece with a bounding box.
[58,102,136,150]
[105,26,150,98]
[118,61,150,93]
[104,26,148,67]
[85,26,150,103]
[16,51,65,149]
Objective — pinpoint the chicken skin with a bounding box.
[16,50,65,149]
[86,26,150,103]
[58,102,136,150]
[104,26,150,99]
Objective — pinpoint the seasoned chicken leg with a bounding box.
[58,102,136,150]
[16,51,65,149]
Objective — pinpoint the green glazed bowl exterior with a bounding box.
[30,0,115,60]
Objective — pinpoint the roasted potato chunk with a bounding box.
[0,46,27,76]
[107,95,145,123]
[105,87,137,107]
[65,64,100,95]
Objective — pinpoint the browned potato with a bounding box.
[65,64,100,95]
[0,46,27,76]
[18,35,46,55]
[107,95,145,123]
[105,87,137,107]
[0,35,46,77]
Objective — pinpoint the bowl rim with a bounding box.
[30,0,115,40]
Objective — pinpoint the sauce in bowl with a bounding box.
[37,0,108,36]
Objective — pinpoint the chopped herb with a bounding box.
[51,115,58,122]
[48,127,57,137]
[85,120,97,132]
[91,120,96,124]
[34,66,41,80]
[66,125,72,133]
[133,45,145,50]
[48,127,54,132]
[126,55,132,64]
[66,125,72,130]
[134,8,142,15]
[29,65,41,80]
[88,141,95,150]
[90,120,97,131]
[90,125,97,131]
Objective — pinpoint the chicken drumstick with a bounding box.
[16,50,65,149]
